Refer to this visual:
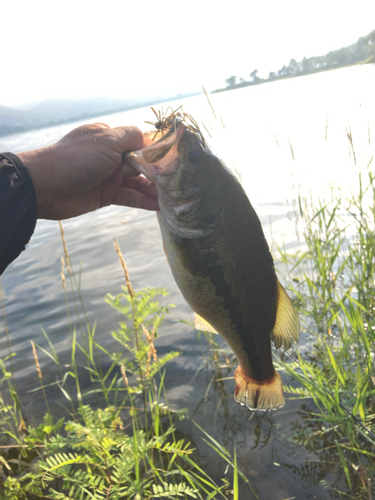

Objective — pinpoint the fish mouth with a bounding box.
[123,118,186,181]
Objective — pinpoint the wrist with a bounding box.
[18,147,53,219]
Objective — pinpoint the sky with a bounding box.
[2,0,375,107]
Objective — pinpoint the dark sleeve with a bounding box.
[0,153,38,275]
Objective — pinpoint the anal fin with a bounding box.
[194,313,219,334]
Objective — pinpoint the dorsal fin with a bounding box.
[194,313,219,334]
[271,279,300,350]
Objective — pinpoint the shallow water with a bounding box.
[1,65,375,498]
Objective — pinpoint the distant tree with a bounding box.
[277,65,289,77]
[250,69,260,82]
[368,30,375,52]
[366,31,375,60]
[301,57,310,73]
[316,55,325,68]
[268,71,276,80]
[239,77,246,84]
[225,76,236,87]
[288,58,299,75]
[336,47,349,65]
[351,31,375,62]
[325,51,336,68]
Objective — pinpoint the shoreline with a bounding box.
[213,58,375,95]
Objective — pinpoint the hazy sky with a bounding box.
[2,0,375,107]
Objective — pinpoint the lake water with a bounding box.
[1,65,375,498]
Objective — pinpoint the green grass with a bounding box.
[0,235,247,500]
[275,162,375,498]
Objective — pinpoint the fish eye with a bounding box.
[187,150,199,165]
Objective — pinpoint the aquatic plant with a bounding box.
[0,230,248,499]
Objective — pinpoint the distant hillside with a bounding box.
[25,97,136,122]
[0,93,200,138]
[0,97,145,137]
[0,105,44,129]
[217,29,375,93]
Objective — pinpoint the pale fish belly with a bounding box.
[157,215,236,339]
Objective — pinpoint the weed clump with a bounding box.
[0,234,244,500]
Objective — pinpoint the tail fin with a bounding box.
[233,366,284,411]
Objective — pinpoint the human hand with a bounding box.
[18,123,159,220]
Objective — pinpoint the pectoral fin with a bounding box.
[194,313,219,334]
[271,279,300,350]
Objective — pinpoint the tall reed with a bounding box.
[276,163,375,498]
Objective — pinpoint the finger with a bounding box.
[100,172,123,207]
[112,125,145,154]
[93,122,111,129]
[119,159,141,177]
[122,176,158,199]
[112,187,160,211]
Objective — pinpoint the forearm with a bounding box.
[0,153,38,274]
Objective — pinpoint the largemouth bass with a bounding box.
[126,116,299,410]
